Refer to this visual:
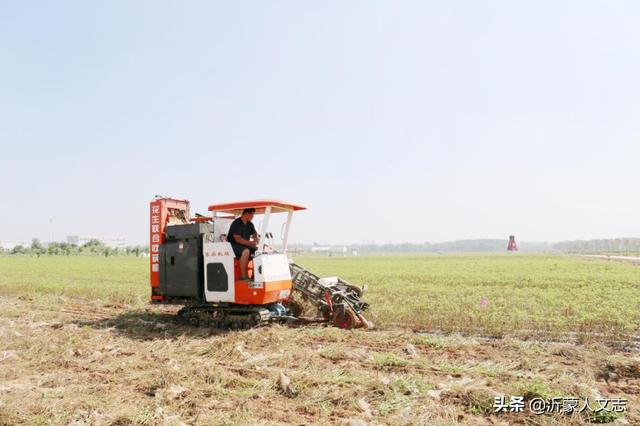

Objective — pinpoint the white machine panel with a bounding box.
[252,253,292,283]
[203,242,235,302]
[212,218,233,243]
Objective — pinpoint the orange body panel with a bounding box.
[234,279,292,305]
[233,259,253,280]
[232,258,289,304]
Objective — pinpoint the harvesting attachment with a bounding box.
[288,262,373,329]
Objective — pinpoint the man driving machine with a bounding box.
[227,208,258,281]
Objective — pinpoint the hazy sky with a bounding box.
[1,1,639,245]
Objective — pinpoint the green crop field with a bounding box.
[296,254,640,341]
[1,253,638,341]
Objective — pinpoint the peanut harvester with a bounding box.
[149,197,372,330]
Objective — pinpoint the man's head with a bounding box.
[240,208,255,222]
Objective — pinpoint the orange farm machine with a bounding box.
[149,197,372,330]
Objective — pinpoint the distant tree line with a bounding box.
[0,239,149,257]
[350,239,514,253]
[550,238,640,255]
[3,237,639,256]
[341,238,640,254]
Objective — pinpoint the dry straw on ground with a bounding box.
[0,293,638,425]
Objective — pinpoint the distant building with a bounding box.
[67,236,126,249]
[310,245,351,255]
[0,240,31,250]
[311,246,331,252]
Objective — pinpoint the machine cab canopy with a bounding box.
[208,200,306,216]
[208,200,306,254]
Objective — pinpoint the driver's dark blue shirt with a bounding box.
[227,218,256,247]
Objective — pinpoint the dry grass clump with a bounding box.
[597,356,640,384]
[442,386,498,415]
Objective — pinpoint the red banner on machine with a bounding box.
[149,200,162,288]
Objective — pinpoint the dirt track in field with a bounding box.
[1,294,639,425]
[582,255,640,264]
